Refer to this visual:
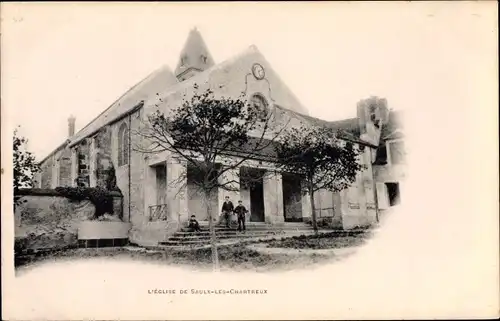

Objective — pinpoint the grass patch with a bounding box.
[15,242,337,273]
[14,230,373,272]
[262,230,372,250]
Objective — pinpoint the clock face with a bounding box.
[252,63,265,80]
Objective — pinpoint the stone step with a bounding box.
[179,225,313,233]
[167,233,272,242]
[160,239,214,245]
[168,232,277,241]
[174,230,283,237]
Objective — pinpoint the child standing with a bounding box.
[233,200,248,232]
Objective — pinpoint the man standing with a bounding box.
[221,196,234,228]
[234,200,249,232]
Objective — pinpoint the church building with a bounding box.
[36,28,405,244]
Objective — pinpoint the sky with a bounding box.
[1,2,497,160]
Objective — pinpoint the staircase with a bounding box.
[158,221,315,247]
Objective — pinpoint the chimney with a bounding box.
[68,115,76,137]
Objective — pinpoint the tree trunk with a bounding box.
[309,186,318,236]
[204,190,219,272]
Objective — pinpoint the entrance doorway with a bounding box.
[250,180,265,222]
[241,167,265,222]
[282,173,303,222]
[385,182,400,206]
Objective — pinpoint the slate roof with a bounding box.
[68,65,178,147]
[273,105,372,147]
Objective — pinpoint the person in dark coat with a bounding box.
[233,200,248,232]
[221,196,234,228]
[188,215,202,232]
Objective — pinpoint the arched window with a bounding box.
[248,93,269,120]
[118,123,129,166]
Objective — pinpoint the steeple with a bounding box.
[174,27,215,81]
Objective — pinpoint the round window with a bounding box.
[248,94,269,119]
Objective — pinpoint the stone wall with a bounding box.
[58,147,73,187]
[14,188,123,252]
[340,147,378,230]
[129,110,147,226]
[111,118,130,221]
[40,157,53,189]
[76,139,91,186]
[39,145,73,189]
[15,190,95,251]
[94,126,114,188]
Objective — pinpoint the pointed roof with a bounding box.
[174,28,215,79]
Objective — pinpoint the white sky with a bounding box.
[1,2,497,160]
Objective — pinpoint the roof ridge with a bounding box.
[69,65,171,142]
[151,46,259,105]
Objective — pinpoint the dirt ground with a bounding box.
[15,232,371,273]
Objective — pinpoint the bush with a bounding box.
[55,186,114,219]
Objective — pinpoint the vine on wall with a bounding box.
[55,186,115,220]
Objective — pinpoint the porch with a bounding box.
[142,157,314,226]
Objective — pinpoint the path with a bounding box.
[246,243,359,258]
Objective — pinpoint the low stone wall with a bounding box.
[14,188,123,252]
[129,220,180,247]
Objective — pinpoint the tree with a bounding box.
[13,127,40,192]
[135,87,288,271]
[13,127,41,209]
[274,125,364,234]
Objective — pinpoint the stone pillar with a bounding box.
[70,148,78,187]
[376,183,388,209]
[143,164,157,222]
[51,155,60,188]
[338,189,349,230]
[89,137,97,187]
[301,188,312,224]
[166,159,188,224]
[263,171,284,225]
[362,149,378,222]
[111,192,124,220]
[218,167,241,223]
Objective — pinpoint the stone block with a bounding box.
[78,221,132,240]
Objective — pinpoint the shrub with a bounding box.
[55,186,114,219]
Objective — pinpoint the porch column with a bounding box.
[218,167,241,222]
[51,155,60,188]
[263,171,284,225]
[375,182,389,210]
[362,149,377,222]
[301,186,312,224]
[89,137,97,187]
[340,188,355,230]
[166,158,188,224]
[70,148,78,187]
[143,164,157,223]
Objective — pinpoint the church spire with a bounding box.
[174,28,215,81]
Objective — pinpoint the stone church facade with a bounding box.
[36,28,405,242]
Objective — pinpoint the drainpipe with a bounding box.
[128,114,132,222]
